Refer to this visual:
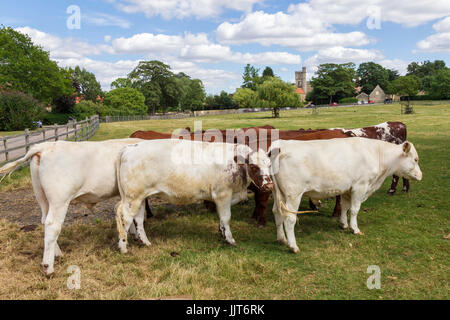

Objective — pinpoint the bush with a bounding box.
[104,88,147,115]
[0,90,44,130]
[72,100,108,120]
[339,97,358,104]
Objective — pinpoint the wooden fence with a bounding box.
[0,115,99,166]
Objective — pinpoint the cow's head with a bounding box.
[397,141,422,181]
[234,147,273,191]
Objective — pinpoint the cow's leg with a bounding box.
[283,196,302,253]
[117,199,142,254]
[332,195,341,218]
[247,183,259,221]
[254,190,271,227]
[215,196,236,246]
[387,175,399,195]
[132,204,151,247]
[349,195,363,235]
[339,195,351,229]
[272,201,287,245]
[41,202,69,276]
[402,178,410,192]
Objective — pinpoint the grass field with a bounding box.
[0,103,448,299]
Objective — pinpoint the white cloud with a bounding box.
[114,0,263,20]
[304,46,384,75]
[416,16,450,53]
[113,32,301,65]
[15,27,113,59]
[216,0,450,51]
[216,9,371,51]
[377,59,409,75]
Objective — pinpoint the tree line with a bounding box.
[307,60,450,104]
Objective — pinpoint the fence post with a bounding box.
[2,137,8,162]
[43,128,46,142]
[66,123,69,140]
[74,119,78,142]
[85,117,89,140]
[54,124,58,141]
[24,129,30,152]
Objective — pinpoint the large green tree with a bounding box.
[310,63,356,104]
[242,64,261,91]
[392,75,421,102]
[110,77,132,90]
[357,62,390,94]
[256,78,302,117]
[406,60,447,91]
[429,69,450,99]
[128,60,182,114]
[104,87,147,115]
[0,27,73,104]
[68,66,102,102]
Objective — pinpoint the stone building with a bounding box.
[369,84,386,103]
[356,92,369,103]
[295,67,312,96]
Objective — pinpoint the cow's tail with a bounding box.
[115,147,128,242]
[0,143,46,182]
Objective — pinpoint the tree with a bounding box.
[0,90,45,130]
[0,27,73,104]
[429,69,450,99]
[357,62,390,94]
[407,60,447,91]
[103,87,147,115]
[204,91,236,110]
[111,77,132,90]
[233,87,257,109]
[310,63,356,104]
[256,78,302,118]
[262,66,275,78]
[128,60,181,114]
[242,64,261,91]
[68,66,102,102]
[182,79,206,111]
[392,75,420,102]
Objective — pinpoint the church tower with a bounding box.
[295,66,307,95]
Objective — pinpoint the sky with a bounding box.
[1,0,450,94]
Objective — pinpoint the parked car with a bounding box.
[368,100,375,104]
[305,103,316,109]
[384,98,393,104]
[33,120,43,128]
[329,102,338,106]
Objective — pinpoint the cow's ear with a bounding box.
[268,147,281,158]
[402,141,411,154]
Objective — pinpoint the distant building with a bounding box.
[295,67,312,96]
[295,87,306,102]
[369,84,386,103]
[356,92,369,103]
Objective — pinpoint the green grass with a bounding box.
[0,103,448,299]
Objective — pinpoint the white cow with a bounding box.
[115,139,273,253]
[269,137,422,253]
[0,139,148,276]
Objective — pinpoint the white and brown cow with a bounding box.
[115,139,273,253]
[0,139,148,276]
[333,121,409,195]
[269,137,422,253]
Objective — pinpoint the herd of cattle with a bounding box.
[0,121,422,276]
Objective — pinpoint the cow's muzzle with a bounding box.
[262,182,274,191]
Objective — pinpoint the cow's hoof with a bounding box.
[41,264,54,278]
[277,238,288,245]
[354,231,364,235]
[227,239,237,246]
[339,223,349,229]
[257,223,265,229]
[118,239,128,254]
[402,189,408,193]
[289,246,300,253]
[387,190,395,196]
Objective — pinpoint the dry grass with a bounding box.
[0,103,448,299]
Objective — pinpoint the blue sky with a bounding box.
[1,0,450,93]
